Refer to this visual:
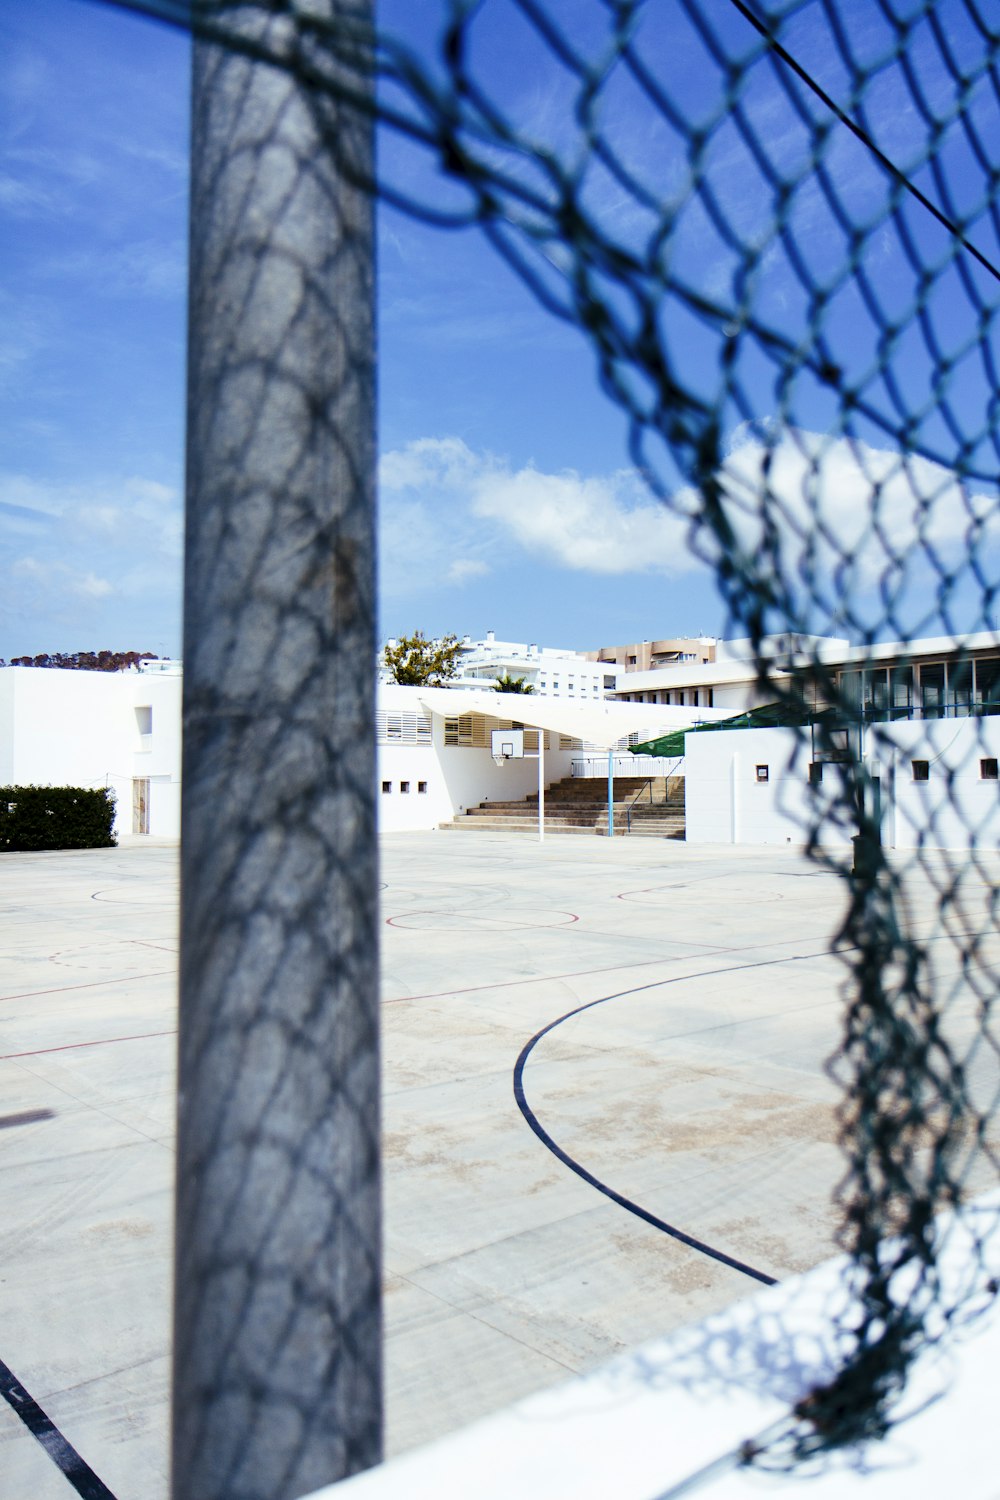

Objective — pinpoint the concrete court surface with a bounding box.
[0,830,994,1499]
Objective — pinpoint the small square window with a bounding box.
[808,763,823,786]
[755,764,769,783]
[418,781,428,794]
[400,781,410,794]
[381,780,391,794]
[981,758,998,780]
[912,760,929,782]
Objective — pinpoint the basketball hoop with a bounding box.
[491,729,523,763]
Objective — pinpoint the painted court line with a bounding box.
[0,971,173,1006]
[1,1030,177,1062]
[510,949,839,1285]
[0,1357,118,1500]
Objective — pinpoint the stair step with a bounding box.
[439,769,686,837]
[440,819,600,835]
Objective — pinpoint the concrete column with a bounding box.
[607,749,615,837]
[175,8,381,1499]
[730,753,740,843]
[538,730,545,843]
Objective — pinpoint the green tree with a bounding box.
[494,673,535,694]
[383,631,462,686]
[5,651,158,672]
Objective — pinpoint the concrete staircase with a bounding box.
[441,775,685,838]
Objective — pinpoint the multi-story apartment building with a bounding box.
[382,631,620,700]
[584,636,717,673]
[608,631,1000,722]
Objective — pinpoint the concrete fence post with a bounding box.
[174,6,381,1498]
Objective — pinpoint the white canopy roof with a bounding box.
[414,686,729,750]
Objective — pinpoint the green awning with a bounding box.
[631,701,833,758]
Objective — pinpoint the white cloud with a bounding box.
[36,239,186,299]
[471,462,690,574]
[0,473,182,559]
[447,559,490,585]
[379,436,479,492]
[715,427,998,584]
[12,555,113,600]
[378,430,999,634]
[379,436,692,581]
[75,571,114,599]
[0,472,183,650]
[0,172,57,215]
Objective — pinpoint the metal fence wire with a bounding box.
[112,0,1000,1473]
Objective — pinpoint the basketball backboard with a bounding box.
[491,728,524,762]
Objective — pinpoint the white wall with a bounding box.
[711,682,762,712]
[127,673,182,836]
[684,727,840,847]
[0,668,183,839]
[870,718,1000,852]
[0,671,15,784]
[377,725,576,832]
[685,718,1000,851]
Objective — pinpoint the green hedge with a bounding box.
[0,786,117,852]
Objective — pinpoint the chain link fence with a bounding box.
[106,0,1000,1481]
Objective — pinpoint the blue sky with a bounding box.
[2,0,997,660]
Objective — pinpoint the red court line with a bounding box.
[1,1030,177,1061]
[386,909,579,931]
[0,970,173,1005]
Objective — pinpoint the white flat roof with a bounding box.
[413,685,729,748]
[615,630,1000,693]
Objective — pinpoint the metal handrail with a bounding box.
[624,778,654,834]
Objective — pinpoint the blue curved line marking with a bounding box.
[512,952,830,1287]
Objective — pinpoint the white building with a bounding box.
[584,634,717,673]
[684,716,1000,850]
[9,629,996,849]
[381,632,619,700]
[619,629,1000,850]
[375,682,716,831]
[610,633,853,711]
[0,663,710,842]
[0,662,182,839]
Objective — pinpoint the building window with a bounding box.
[890,666,913,718]
[919,663,945,719]
[755,764,769,782]
[418,781,428,793]
[950,657,974,717]
[400,781,410,793]
[707,688,714,707]
[135,705,152,735]
[980,759,998,780]
[604,675,616,689]
[976,657,1000,713]
[808,763,823,786]
[912,760,930,781]
[381,781,391,793]
[377,711,431,745]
